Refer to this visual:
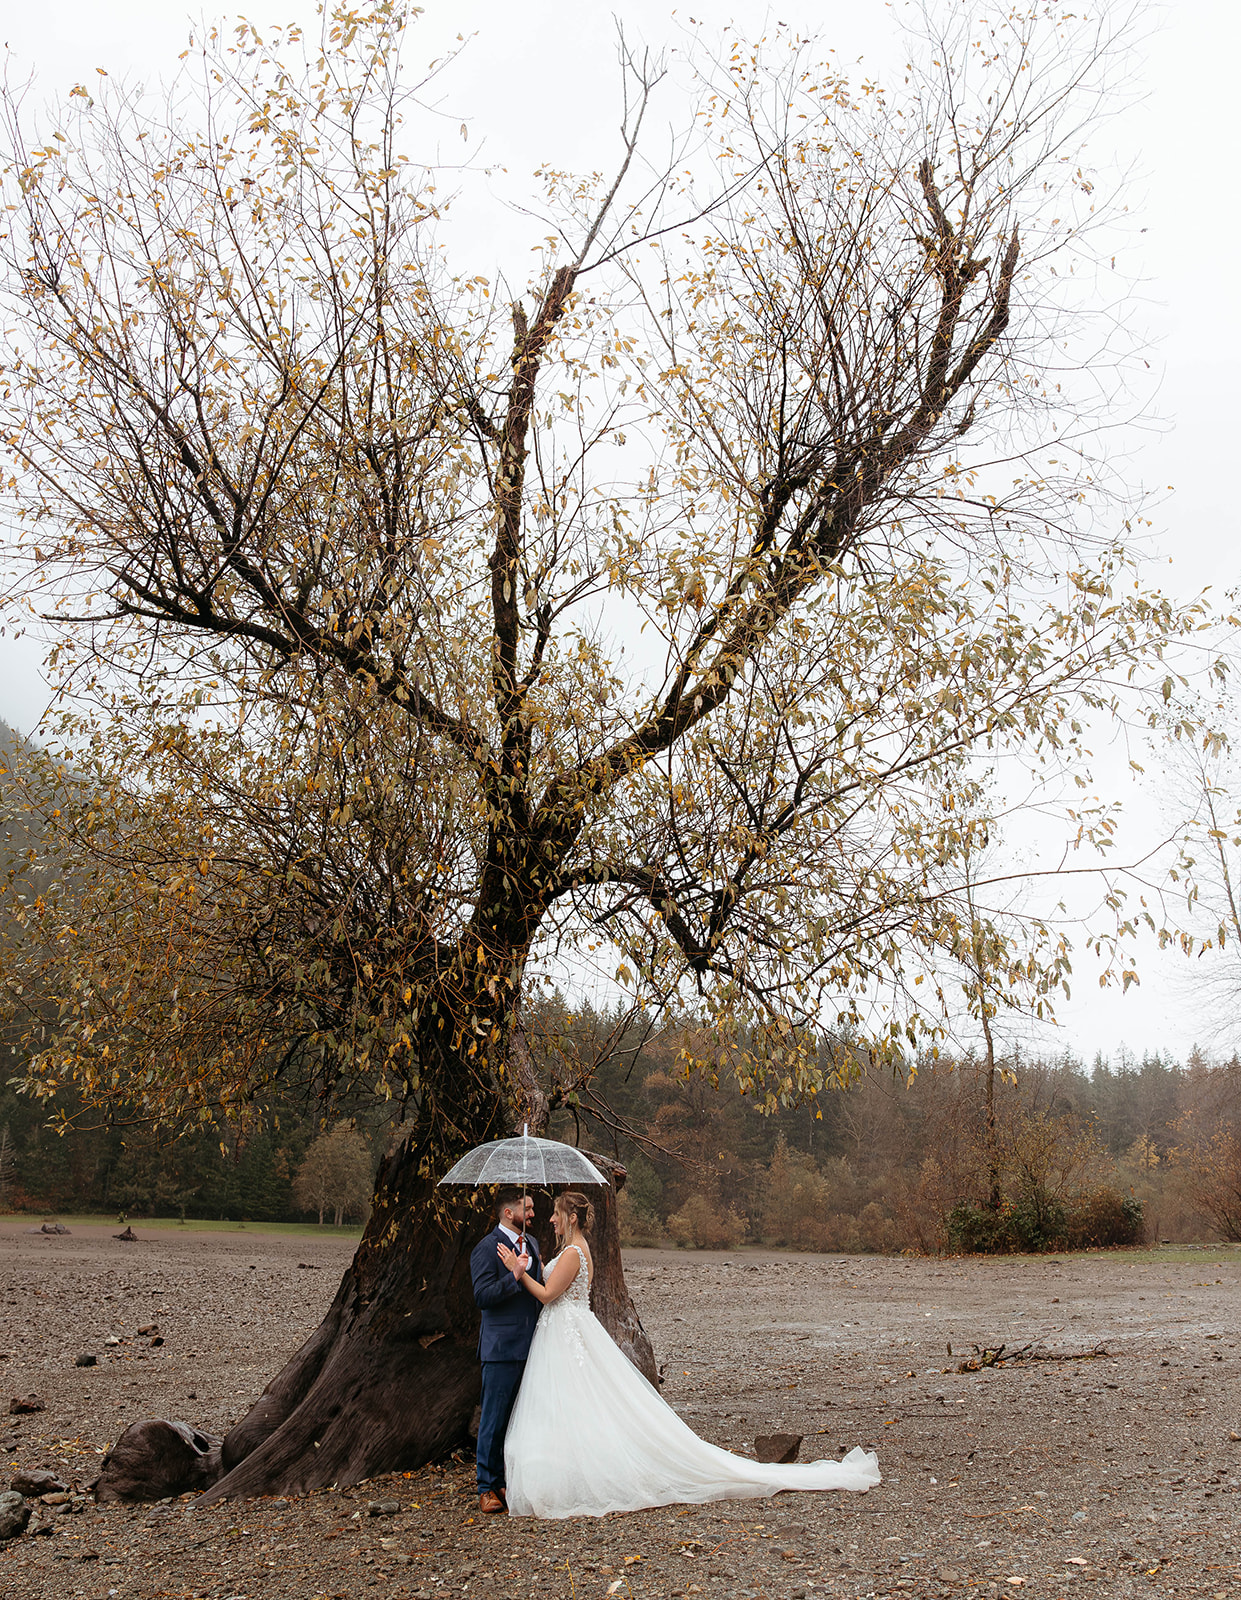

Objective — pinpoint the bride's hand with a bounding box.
[497,1242,528,1281]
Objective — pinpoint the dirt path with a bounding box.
[2,1225,1239,1600]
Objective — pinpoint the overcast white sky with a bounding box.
[1,0,1238,1067]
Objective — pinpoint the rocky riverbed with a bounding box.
[2,1222,1239,1600]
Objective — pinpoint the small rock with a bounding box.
[754,1433,803,1464]
[1070,1510,1087,1523]
[42,1493,71,1506]
[12,1470,68,1498]
[297,1262,321,1270]
[103,1337,121,1348]
[75,1354,98,1368]
[8,1396,45,1416]
[1230,1431,1240,1443]
[149,1336,165,1348]
[937,1567,964,1584]
[367,1500,400,1517]
[137,1325,159,1337]
[0,1489,31,1541]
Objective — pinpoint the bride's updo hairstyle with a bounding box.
[555,1189,595,1236]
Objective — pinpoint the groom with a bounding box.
[470,1186,544,1514]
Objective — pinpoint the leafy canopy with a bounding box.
[0,2,1205,1149]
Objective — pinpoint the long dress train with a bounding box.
[504,1245,881,1519]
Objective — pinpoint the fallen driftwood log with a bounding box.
[92,1420,224,1502]
[954,1340,1109,1372]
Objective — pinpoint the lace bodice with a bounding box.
[546,1243,591,1306]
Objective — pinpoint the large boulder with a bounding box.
[93,1420,224,1503]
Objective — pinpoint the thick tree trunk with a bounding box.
[583,1153,658,1386]
[171,1136,656,1503]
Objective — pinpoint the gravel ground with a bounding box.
[2,1223,1240,1600]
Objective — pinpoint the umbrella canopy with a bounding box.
[438,1130,607,1189]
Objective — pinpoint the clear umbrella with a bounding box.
[438,1125,607,1189]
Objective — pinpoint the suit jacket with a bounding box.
[471,1225,544,1363]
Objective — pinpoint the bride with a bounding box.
[497,1190,880,1519]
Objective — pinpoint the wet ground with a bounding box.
[2,1224,1239,1600]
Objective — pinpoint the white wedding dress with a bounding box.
[504,1245,881,1519]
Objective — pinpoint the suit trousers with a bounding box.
[476,1358,525,1493]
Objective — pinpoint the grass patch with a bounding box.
[3,1212,363,1238]
[1007,1243,1241,1266]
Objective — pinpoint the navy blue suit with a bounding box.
[471,1225,543,1494]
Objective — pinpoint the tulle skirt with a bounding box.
[504,1298,880,1518]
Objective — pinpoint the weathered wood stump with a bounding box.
[92,1420,223,1503]
[754,1432,803,1463]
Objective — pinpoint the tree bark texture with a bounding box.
[582,1154,658,1386]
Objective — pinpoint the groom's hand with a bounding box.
[497,1241,529,1281]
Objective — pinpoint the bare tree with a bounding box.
[293,1124,374,1227]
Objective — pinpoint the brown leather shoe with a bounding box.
[478,1490,506,1514]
